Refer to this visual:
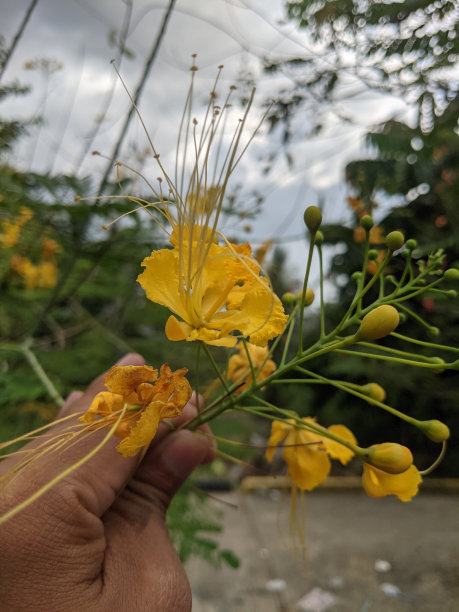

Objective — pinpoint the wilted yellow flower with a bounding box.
[361,464,422,502]
[227,342,276,393]
[79,363,192,457]
[265,417,357,490]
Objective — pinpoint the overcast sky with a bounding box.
[1,0,409,284]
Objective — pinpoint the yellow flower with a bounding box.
[361,463,422,502]
[0,207,33,248]
[36,261,58,288]
[265,417,357,490]
[226,342,276,393]
[79,364,192,457]
[138,228,287,347]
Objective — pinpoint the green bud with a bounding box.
[398,312,407,324]
[315,230,324,245]
[417,419,450,443]
[443,268,459,281]
[447,290,457,298]
[360,215,374,231]
[351,271,362,282]
[428,326,440,337]
[368,249,378,260]
[385,231,405,252]
[385,275,396,284]
[405,239,417,251]
[282,292,296,307]
[303,206,322,234]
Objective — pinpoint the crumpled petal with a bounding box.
[104,365,158,405]
[79,391,125,423]
[116,401,163,458]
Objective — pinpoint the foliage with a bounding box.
[167,487,239,568]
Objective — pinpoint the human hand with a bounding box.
[0,353,215,611]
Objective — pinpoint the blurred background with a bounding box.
[1,2,458,604]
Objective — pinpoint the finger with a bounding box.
[102,428,214,579]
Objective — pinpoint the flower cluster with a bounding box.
[79,364,192,457]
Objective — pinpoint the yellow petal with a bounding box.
[284,428,331,490]
[78,391,124,423]
[265,420,289,462]
[104,365,158,404]
[137,248,189,322]
[362,464,422,502]
[322,425,357,465]
[116,400,162,457]
[165,315,189,341]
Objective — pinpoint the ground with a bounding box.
[187,487,459,612]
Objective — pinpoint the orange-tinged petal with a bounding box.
[78,391,124,423]
[165,315,189,341]
[104,365,158,404]
[322,425,357,465]
[116,400,162,457]
[362,464,422,502]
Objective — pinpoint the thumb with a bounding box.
[107,428,213,526]
[100,429,213,606]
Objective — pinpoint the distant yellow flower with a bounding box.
[265,417,357,490]
[41,238,60,259]
[37,261,58,288]
[0,207,33,248]
[361,463,422,502]
[227,342,276,393]
[138,227,287,347]
[79,363,192,457]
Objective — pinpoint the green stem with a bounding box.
[294,366,418,428]
[298,235,316,354]
[318,244,325,337]
[390,331,459,354]
[335,348,444,369]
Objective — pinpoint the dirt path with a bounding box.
[187,490,459,611]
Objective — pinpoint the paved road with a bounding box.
[187,490,459,612]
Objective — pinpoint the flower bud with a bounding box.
[295,288,315,306]
[282,292,296,307]
[357,305,400,341]
[360,383,386,402]
[360,215,374,231]
[417,419,450,443]
[368,249,378,260]
[303,206,322,234]
[405,239,417,251]
[365,443,413,474]
[385,231,405,252]
[447,290,457,298]
[315,230,324,245]
[443,268,459,281]
[351,271,362,282]
[427,326,440,337]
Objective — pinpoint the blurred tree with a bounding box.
[262,0,458,161]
